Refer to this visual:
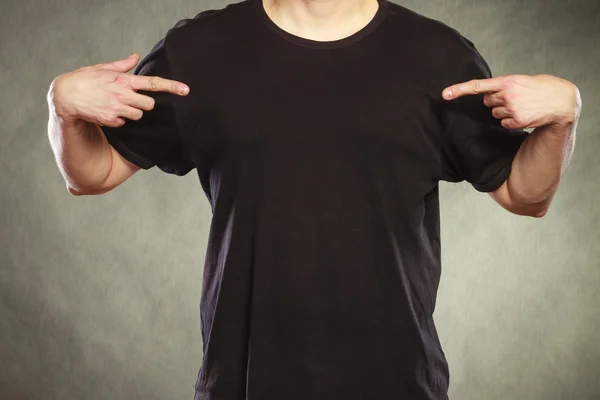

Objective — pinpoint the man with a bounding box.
[46,0,581,398]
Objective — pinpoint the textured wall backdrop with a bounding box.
[0,0,598,399]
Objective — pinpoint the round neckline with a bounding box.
[253,0,389,50]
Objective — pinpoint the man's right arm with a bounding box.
[47,100,140,196]
[46,52,190,196]
[47,80,140,196]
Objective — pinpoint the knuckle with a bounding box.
[114,73,130,85]
[132,109,144,120]
[140,98,155,111]
[511,75,526,85]
[513,115,524,125]
[503,91,516,102]
[108,102,122,113]
[505,78,518,88]
[102,111,118,124]
[136,95,154,111]
[110,117,124,127]
[75,65,94,74]
[506,101,517,113]
[149,76,160,90]
[97,70,115,84]
[113,91,127,103]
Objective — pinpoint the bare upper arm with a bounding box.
[100,147,142,192]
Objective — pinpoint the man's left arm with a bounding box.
[442,74,582,217]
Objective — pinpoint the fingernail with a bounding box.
[180,86,189,95]
[443,89,453,99]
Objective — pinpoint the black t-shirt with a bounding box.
[102,0,528,398]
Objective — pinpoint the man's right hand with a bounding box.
[46,53,191,196]
[49,53,190,127]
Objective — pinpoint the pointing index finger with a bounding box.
[442,77,504,100]
[130,75,189,95]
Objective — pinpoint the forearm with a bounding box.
[47,80,113,194]
[505,117,578,210]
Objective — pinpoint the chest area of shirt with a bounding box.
[174,47,443,176]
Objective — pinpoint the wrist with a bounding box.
[51,109,84,129]
[549,113,578,136]
[550,84,582,131]
[47,75,81,126]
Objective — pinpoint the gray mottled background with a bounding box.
[1,0,598,399]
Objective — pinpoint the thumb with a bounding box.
[99,53,140,72]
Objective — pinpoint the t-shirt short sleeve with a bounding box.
[440,38,529,193]
[101,30,194,176]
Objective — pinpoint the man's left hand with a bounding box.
[441,74,581,131]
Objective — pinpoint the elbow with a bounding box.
[506,206,548,218]
[521,194,553,218]
[497,183,553,218]
[67,183,111,196]
[68,185,85,196]
[508,202,550,218]
[529,207,549,218]
[68,185,98,196]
